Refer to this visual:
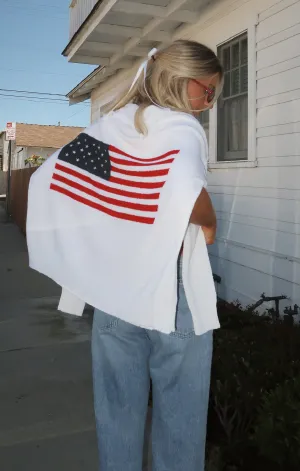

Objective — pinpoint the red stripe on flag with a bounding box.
[50,184,155,225]
[110,155,174,167]
[55,163,160,200]
[111,166,169,177]
[110,176,165,189]
[52,173,158,212]
[109,145,179,162]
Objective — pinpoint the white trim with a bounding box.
[209,160,258,169]
[67,0,120,61]
[112,1,166,17]
[95,23,172,42]
[109,0,191,68]
[112,0,199,23]
[69,55,110,65]
[173,0,253,41]
[247,20,258,165]
[207,15,258,168]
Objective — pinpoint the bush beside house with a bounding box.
[206,302,300,470]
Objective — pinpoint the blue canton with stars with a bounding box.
[58,133,111,181]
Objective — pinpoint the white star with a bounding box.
[104,171,107,174]
[98,158,100,160]
[91,160,94,163]
[93,167,96,170]
[85,162,87,165]
[98,146,100,149]
[101,164,103,167]
[72,151,76,154]
[80,149,84,152]
[83,156,85,159]
[105,160,107,163]
[93,143,96,146]
[65,153,69,157]
[70,144,73,147]
[85,145,89,148]
[76,158,79,162]
[77,142,81,145]
[101,153,103,156]
[88,152,91,156]
[84,138,87,142]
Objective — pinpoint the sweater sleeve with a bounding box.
[58,289,86,316]
[170,117,208,191]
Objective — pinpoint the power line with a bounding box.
[4,11,67,21]
[0,96,71,105]
[0,66,91,78]
[0,93,68,103]
[3,5,67,20]
[0,94,89,106]
[0,88,66,97]
[65,108,89,122]
[3,1,67,10]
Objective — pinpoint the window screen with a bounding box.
[217,34,248,161]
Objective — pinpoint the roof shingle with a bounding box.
[15,123,84,149]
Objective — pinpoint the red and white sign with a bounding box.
[6,122,16,141]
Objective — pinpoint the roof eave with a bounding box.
[62,0,103,57]
[66,66,104,104]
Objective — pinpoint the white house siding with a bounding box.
[11,146,57,170]
[69,0,99,39]
[191,0,300,309]
[90,0,300,310]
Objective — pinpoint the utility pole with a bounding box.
[6,140,12,222]
[5,122,16,222]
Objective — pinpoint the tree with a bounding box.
[25,154,45,167]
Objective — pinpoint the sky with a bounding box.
[0,0,95,130]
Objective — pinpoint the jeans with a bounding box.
[92,283,213,471]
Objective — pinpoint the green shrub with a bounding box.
[207,302,300,468]
[253,376,300,467]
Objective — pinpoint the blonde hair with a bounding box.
[104,40,224,134]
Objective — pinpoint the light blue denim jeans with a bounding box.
[92,281,213,471]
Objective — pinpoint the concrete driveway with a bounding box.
[0,204,151,470]
[0,204,97,470]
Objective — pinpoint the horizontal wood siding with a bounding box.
[90,0,300,311]
[205,0,300,308]
[69,0,99,39]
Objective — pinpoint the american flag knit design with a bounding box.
[50,133,179,225]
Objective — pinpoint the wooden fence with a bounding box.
[10,168,37,233]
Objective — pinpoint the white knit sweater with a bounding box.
[27,105,219,335]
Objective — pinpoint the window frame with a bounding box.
[207,20,257,169]
[217,33,248,162]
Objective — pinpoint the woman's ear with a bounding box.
[203,98,214,110]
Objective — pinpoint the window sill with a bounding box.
[208,160,258,169]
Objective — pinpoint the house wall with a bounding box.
[188,0,300,309]
[0,173,6,195]
[11,146,57,169]
[0,135,10,172]
[90,0,300,311]
[69,0,99,39]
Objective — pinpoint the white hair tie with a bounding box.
[128,48,158,93]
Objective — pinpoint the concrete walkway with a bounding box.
[0,204,97,469]
[0,204,151,470]
[0,203,153,470]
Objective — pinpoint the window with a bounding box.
[199,109,210,144]
[217,34,248,161]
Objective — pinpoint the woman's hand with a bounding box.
[201,225,216,245]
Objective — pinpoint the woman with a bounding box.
[27,40,223,471]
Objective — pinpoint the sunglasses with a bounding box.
[192,80,216,104]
